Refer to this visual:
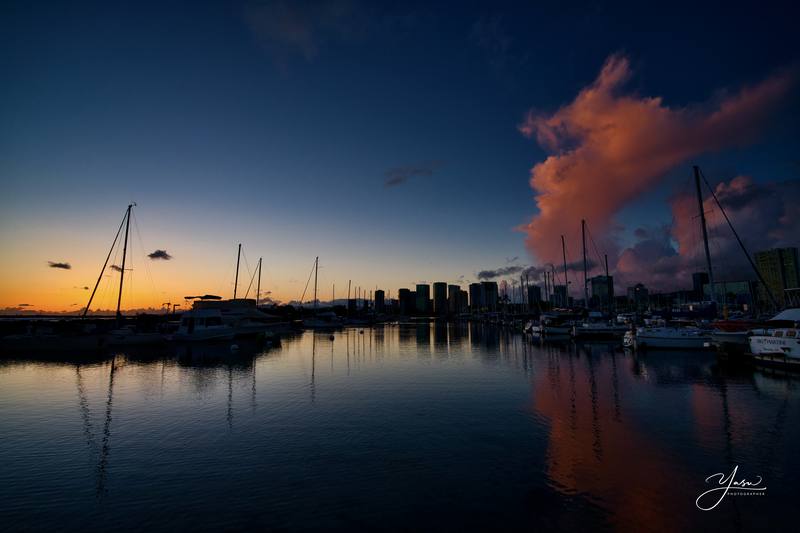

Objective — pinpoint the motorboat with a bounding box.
[631,324,713,350]
[572,312,629,339]
[748,309,800,369]
[188,297,289,337]
[171,308,236,341]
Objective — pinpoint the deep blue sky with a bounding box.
[1,1,798,308]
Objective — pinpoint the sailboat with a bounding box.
[302,257,343,330]
[632,167,739,350]
[1,203,156,352]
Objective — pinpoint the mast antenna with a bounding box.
[699,167,779,309]
[233,243,242,299]
[582,219,589,307]
[115,203,134,323]
[83,206,128,318]
[694,166,715,304]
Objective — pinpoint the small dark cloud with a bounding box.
[18,303,31,307]
[48,261,71,270]
[83,286,89,290]
[245,0,363,68]
[148,249,173,260]
[472,14,511,68]
[384,160,443,187]
[110,265,123,272]
[476,265,523,280]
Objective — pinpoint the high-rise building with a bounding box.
[458,290,468,314]
[627,283,649,311]
[590,275,614,309]
[374,290,385,313]
[448,284,459,314]
[398,288,416,315]
[416,284,431,315]
[481,281,498,312]
[692,272,709,300]
[527,285,541,308]
[755,247,800,307]
[552,285,568,308]
[468,283,484,311]
[433,282,448,316]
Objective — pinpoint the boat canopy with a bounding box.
[770,308,800,322]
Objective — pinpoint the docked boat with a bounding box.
[573,312,629,339]
[171,308,236,341]
[187,296,288,337]
[526,313,573,338]
[106,325,166,346]
[303,311,344,330]
[748,309,800,370]
[300,257,344,330]
[710,318,763,356]
[630,325,713,350]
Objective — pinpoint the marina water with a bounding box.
[1,323,798,531]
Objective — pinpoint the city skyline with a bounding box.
[2,1,798,311]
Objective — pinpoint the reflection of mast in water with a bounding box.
[568,350,577,433]
[310,333,316,403]
[585,349,603,461]
[251,359,257,413]
[346,329,350,375]
[75,365,98,454]
[227,366,233,429]
[97,355,117,496]
[610,350,621,422]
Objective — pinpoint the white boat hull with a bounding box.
[634,328,712,350]
[748,334,800,359]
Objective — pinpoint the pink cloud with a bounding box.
[518,54,796,281]
[615,176,800,290]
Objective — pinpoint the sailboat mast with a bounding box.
[698,168,779,309]
[694,166,715,304]
[581,219,589,307]
[313,256,319,313]
[256,257,262,307]
[233,243,242,299]
[83,207,128,318]
[115,203,133,322]
[544,271,549,303]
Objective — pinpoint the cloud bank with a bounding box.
[519,54,796,289]
[616,176,800,290]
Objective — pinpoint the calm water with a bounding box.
[1,323,798,532]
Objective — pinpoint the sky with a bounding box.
[1,1,799,312]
